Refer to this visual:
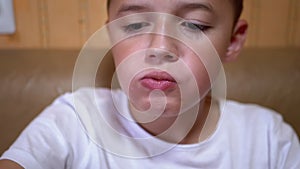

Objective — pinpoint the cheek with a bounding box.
[112,38,148,66]
[204,22,234,58]
[111,44,130,66]
[181,49,215,97]
[186,57,210,91]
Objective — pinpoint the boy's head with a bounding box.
[105,0,248,116]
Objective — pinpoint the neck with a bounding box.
[130,96,220,144]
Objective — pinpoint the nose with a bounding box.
[145,34,179,64]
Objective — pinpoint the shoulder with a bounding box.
[220,100,299,143]
[0,88,124,168]
[222,100,299,146]
[60,87,125,106]
[37,87,125,133]
[225,100,300,167]
[47,87,123,116]
[223,100,285,128]
[215,100,300,168]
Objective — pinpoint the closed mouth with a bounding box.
[140,71,177,90]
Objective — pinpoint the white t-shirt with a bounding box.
[1,88,300,169]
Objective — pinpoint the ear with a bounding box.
[224,19,248,62]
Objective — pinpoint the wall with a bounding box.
[243,0,300,47]
[0,0,299,49]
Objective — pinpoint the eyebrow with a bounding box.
[177,1,214,14]
[115,1,214,17]
[116,3,149,17]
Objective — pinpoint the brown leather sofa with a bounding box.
[0,48,299,155]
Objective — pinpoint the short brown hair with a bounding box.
[232,0,243,23]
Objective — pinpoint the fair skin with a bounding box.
[0,0,247,168]
[109,0,247,143]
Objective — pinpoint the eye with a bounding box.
[123,22,150,33]
[181,21,210,32]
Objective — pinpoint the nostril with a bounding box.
[145,53,161,65]
[145,48,178,64]
[165,54,178,61]
[166,54,174,59]
[148,54,156,58]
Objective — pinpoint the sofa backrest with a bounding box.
[0,48,299,154]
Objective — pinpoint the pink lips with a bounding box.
[140,71,177,90]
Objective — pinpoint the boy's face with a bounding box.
[108,0,246,116]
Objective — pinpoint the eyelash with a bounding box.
[122,21,211,34]
[181,21,211,32]
[122,22,150,33]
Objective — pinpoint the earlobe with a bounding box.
[225,19,248,62]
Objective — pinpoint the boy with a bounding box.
[1,0,300,168]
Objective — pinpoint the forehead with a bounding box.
[108,0,233,19]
